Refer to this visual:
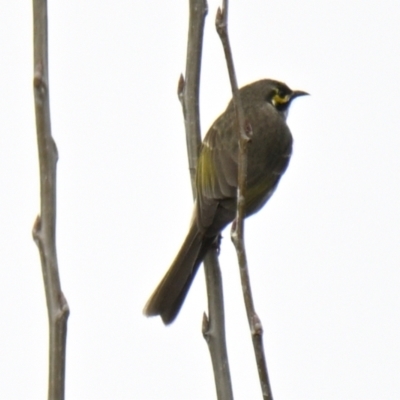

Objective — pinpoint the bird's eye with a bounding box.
[279,90,287,98]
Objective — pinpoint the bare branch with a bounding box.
[32,1,69,399]
[216,3,273,399]
[201,248,233,400]
[179,0,207,198]
[178,1,233,398]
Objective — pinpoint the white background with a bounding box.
[1,1,400,399]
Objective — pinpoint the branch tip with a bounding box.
[215,1,228,32]
[177,74,185,97]
[32,215,41,242]
[202,312,210,340]
[215,7,223,31]
[251,314,264,336]
[55,296,70,320]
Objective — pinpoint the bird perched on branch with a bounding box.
[143,79,308,324]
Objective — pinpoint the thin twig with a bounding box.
[177,1,233,398]
[32,1,69,399]
[216,2,273,399]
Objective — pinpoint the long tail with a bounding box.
[143,221,214,325]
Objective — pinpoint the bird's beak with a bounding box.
[291,90,309,99]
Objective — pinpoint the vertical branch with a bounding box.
[32,1,69,399]
[178,0,206,196]
[216,2,273,399]
[177,1,233,398]
[201,248,233,400]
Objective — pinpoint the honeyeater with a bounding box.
[143,79,308,324]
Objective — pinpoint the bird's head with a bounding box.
[265,80,309,119]
[238,79,308,120]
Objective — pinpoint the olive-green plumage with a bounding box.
[144,79,307,324]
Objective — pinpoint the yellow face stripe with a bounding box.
[272,93,290,106]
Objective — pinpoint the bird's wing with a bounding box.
[196,113,238,230]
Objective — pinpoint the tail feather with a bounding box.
[143,222,211,324]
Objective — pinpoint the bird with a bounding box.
[143,79,308,325]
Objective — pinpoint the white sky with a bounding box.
[1,1,400,399]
